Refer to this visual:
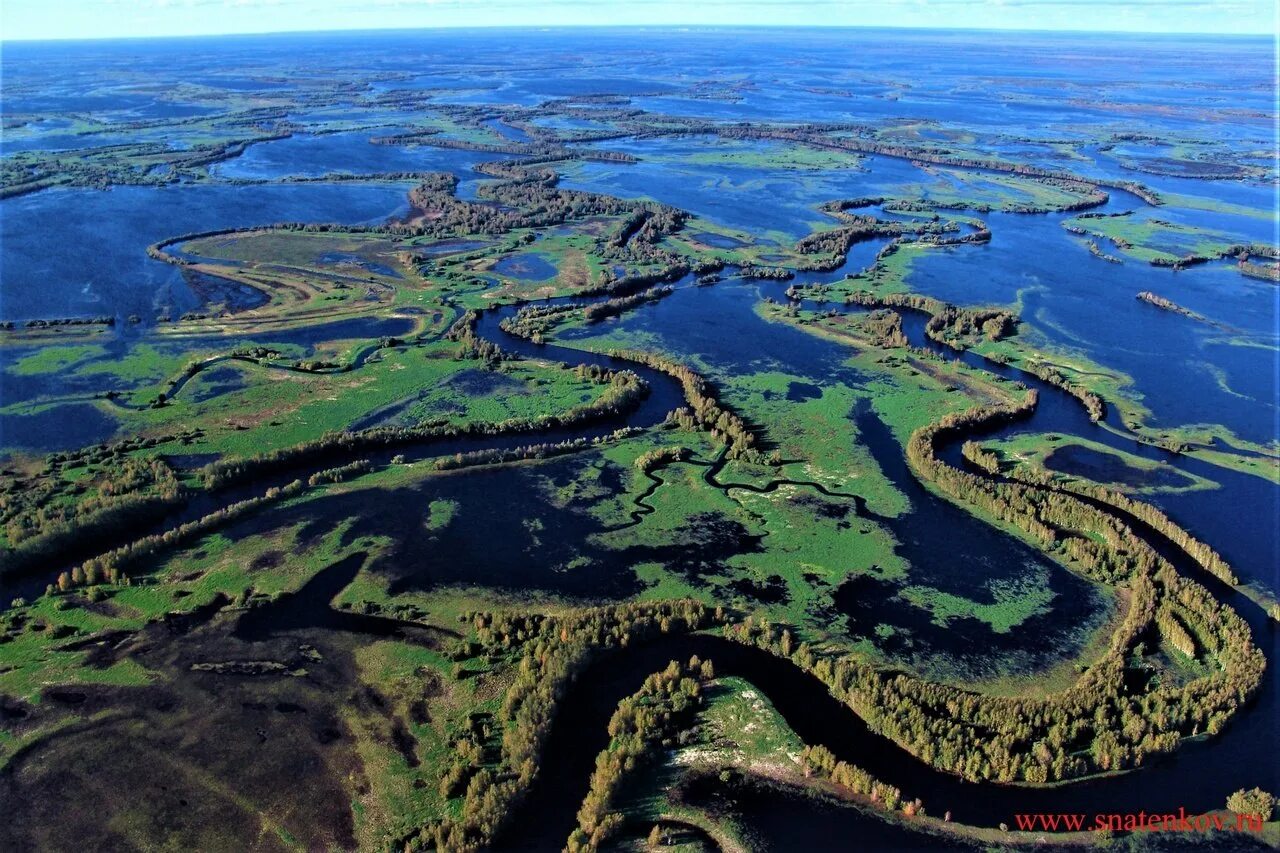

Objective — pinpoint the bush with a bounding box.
[1226,788,1276,821]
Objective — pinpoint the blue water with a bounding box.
[211,131,503,182]
[492,252,556,281]
[0,182,413,321]
[0,315,416,455]
[2,133,135,154]
[905,210,1280,445]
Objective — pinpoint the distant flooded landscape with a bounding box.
[1,22,1277,853]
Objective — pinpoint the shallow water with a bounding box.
[211,131,502,184]
[0,183,413,322]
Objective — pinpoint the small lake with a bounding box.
[491,252,557,281]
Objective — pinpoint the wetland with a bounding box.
[1,26,1277,853]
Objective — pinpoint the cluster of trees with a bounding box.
[909,219,993,247]
[1088,241,1124,264]
[582,286,673,323]
[1237,259,1280,282]
[1157,606,1198,659]
[567,658,713,852]
[604,207,688,254]
[634,446,690,473]
[445,310,506,364]
[370,129,444,146]
[582,264,690,300]
[55,478,307,591]
[818,197,887,222]
[610,349,764,462]
[959,441,1001,476]
[737,266,794,281]
[305,458,372,487]
[403,160,675,242]
[1022,363,1106,423]
[925,304,1017,346]
[1226,788,1276,821]
[801,744,910,816]
[3,454,177,544]
[230,346,283,361]
[290,358,341,373]
[437,713,494,800]
[795,217,957,272]
[863,310,912,349]
[53,561,127,593]
[16,315,115,329]
[0,437,196,579]
[413,600,720,852]
[1238,244,1279,259]
[836,289,944,321]
[1151,254,1212,271]
[501,303,581,342]
[572,363,624,383]
[225,169,452,189]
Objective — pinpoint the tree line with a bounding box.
[832,288,1105,422]
[965,441,1239,586]
[197,368,649,491]
[635,446,691,473]
[705,375,1261,790]
[609,349,765,463]
[801,744,911,817]
[412,601,720,852]
[0,433,201,580]
[566,657,714,852]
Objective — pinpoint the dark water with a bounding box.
[561,278,1113,677]
[834,406,1113,679]
[316,251,401,278]
[1043,443,1197,490]
[499,628,1278,846]
[0,402,118,456]
[679,775,977,852]
[483,118,531,143]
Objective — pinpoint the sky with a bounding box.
[1,0,1275,41]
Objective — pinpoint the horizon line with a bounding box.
[3,21,1271,45]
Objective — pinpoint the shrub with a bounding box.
[1227,788,1276,821]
